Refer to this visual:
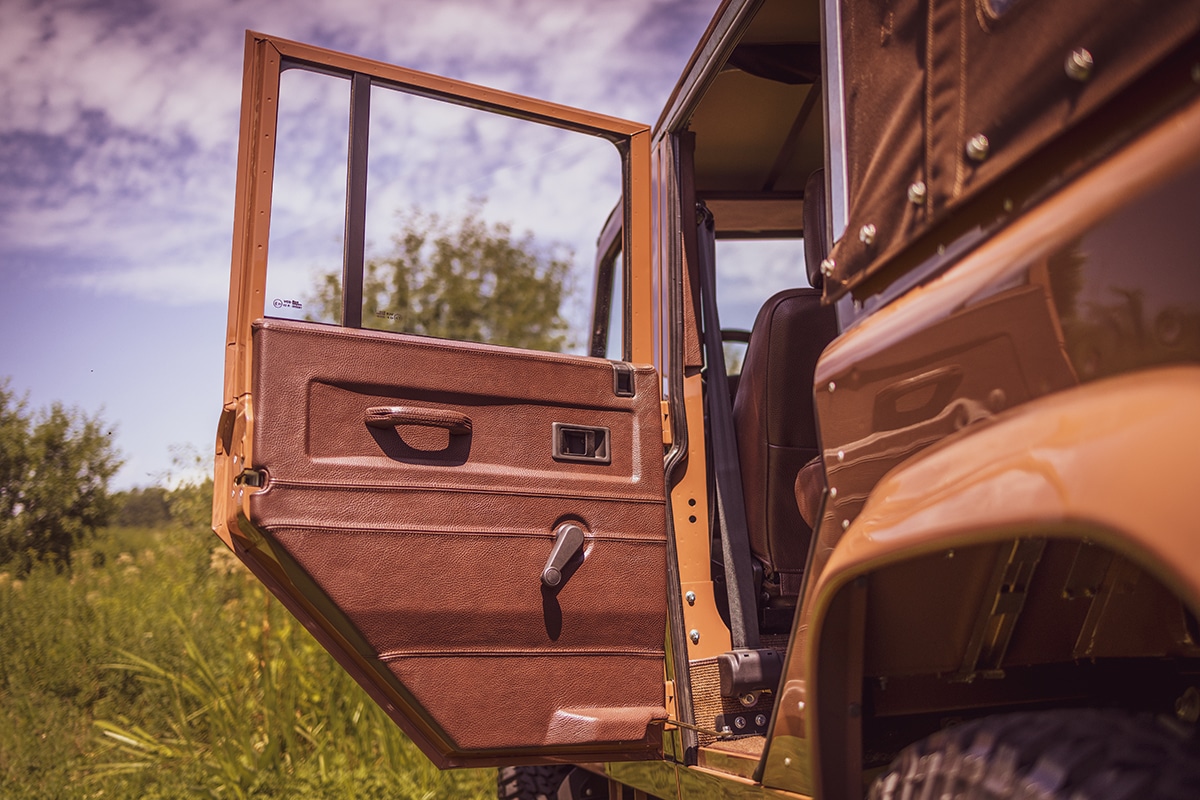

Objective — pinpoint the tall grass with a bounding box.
[0,524,493,799]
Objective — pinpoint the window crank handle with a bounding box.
[541,523,586,588]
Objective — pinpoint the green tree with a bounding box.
[0,380,122,572]
[112,486,172,528]
[161,444,213,531]
[308,208,574,352]
[0,382,31,566]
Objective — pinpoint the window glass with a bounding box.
[265,68,349,324]
[602,248,625,361]
[357,87,620,354]
[263,65,623,355]
[714,238,809,332]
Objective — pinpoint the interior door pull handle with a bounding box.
[364,406,472,435]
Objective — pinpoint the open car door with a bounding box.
[213,32,667,768]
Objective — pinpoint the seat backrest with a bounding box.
[732,289,838,593]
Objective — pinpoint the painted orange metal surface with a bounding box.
[813,366,1200,610]
[757,93,1200,798]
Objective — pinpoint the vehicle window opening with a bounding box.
[590,205,627,361]
[264,60,626,356]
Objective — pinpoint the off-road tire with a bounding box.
[869,709,1200,800]
[497,765,573,800]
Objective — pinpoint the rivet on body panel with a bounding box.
[907,181,927,205]
[829,487,838,499]
[820,258,836,278]
[841,519,850,530]
[836,450,845,462]
[784,757,792,766]
[690,629,700,644]
[685,591,696,606]
[858,223,877,245]
[1065,48,1094,82]
[827,381,836,393]
[966,134,990,162]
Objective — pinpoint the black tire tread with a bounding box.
[497,765,574,800]
[869,709,1200,800]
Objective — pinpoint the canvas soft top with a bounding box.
[827,0,1200,301]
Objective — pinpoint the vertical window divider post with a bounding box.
[343,72,371,329]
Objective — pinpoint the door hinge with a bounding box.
[664,679,677,722]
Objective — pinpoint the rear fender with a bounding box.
[806,365,1200,797]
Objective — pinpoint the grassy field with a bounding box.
[0,522,495,799]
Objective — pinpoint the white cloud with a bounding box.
[60,262,229,305]
[0,0,719,308]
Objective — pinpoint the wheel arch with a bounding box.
[804,366,1200,799]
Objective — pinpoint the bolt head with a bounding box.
[907,180,928,205]
[738,692,758,707]
[829,486,838,499]
[755,714,767,726]
[734,716,747,729]
[819,257,835,278]
[685,591,696,605]
[858,223,877,245]
[842,519,850,530]
[836,449,845,463]
[827,381,836,393]
[966,133,990,162]
[1065,47,1094,82]
[689,629,700,644]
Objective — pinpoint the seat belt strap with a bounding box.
[694,203,760,651]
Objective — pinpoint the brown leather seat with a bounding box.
[731,168,838,607]
[732,288,837,599]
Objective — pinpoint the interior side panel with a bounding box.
[248,319,668,754]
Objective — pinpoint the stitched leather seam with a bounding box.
[256,320,657,374]
[264,479,665,505]
[377,649,665,660]
[264,525,666,543]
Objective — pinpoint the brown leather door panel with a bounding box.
[244,319,668,765]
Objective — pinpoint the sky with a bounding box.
[0,0,724,489]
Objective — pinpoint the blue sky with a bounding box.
[0,0,722,489]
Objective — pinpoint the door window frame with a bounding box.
[218,30,654,545]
